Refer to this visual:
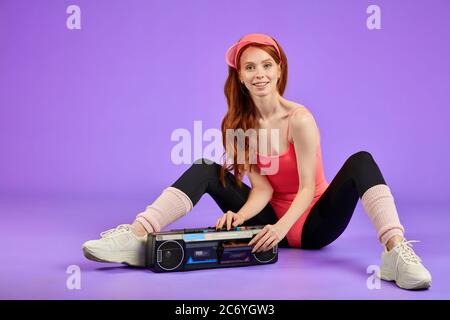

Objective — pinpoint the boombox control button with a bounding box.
[157,250,162,262]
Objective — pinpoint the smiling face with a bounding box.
[238,46,282,97]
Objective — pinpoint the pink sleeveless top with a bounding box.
[256,108,329,248]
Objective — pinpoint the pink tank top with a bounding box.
[256,108,329,248]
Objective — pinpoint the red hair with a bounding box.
[219,37,288,188]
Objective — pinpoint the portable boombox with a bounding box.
[145,225,278,272]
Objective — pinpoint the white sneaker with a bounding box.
[82,224,147,267]
[380,239,432,290]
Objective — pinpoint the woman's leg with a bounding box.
[137,158,290,247]
[83,157,289,266]
[300,151,431,290]
[169,158,290,247]
[300,151,400,249]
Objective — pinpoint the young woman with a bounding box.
[82,33,432,290]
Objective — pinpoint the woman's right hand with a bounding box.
[215,210,246,230]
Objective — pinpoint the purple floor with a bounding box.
[1,192,449,300]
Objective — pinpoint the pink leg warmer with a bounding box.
[361,184,405,246]
[134,187,193,233]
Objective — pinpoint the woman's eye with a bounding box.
[245,64,271,70]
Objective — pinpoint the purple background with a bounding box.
[0,0,449,299]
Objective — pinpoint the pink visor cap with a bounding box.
[225,33,281,69]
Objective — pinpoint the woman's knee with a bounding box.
[191,157,221,177]
[344,151,386,192]
[344,150,377,171]
[347,151,374,164]
[193,157,218,166]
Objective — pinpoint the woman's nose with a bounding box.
[255,71,265,78]
[256,67,266,78]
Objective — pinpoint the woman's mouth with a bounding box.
[253,82,269,88]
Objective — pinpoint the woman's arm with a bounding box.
[277,110,319,229]
[249,109,320,252]
[236,164,274,221]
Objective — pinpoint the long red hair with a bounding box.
[219,37,288,188]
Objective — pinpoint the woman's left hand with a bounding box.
[248,222,290,253]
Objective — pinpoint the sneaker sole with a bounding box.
[380,271,431,290]
[397,279,432,290]
[82,246,145,267]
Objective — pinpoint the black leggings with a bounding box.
[171,151,386,249]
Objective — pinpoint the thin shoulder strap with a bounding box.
[287,108,304,142]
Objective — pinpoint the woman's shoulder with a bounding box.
[284,99,313,118]
[285,100,321,143]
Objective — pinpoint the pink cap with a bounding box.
[225,33,281,69]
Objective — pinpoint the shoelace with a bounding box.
[100,224,131,238]
[395,239,422,266]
